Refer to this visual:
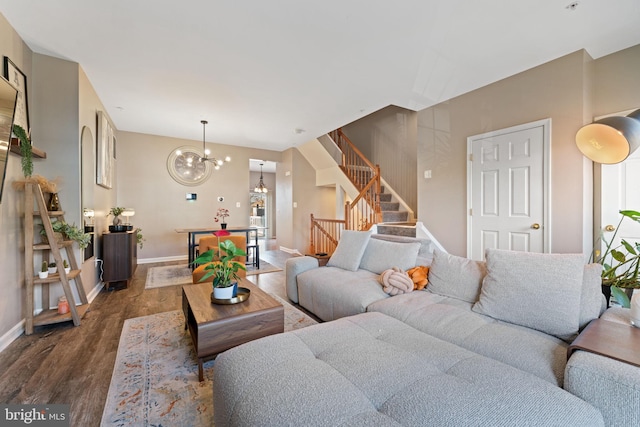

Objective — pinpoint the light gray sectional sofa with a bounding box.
[213,231,640,426]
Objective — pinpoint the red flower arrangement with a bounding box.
[214,208,230,223]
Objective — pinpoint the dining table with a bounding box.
[175,226,264,269]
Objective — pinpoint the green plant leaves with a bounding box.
[620,210,640,222]
[192,240,247,287]
[12,124,32,177]
[611,286,631,308]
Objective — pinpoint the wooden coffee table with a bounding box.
[182,278,284,381]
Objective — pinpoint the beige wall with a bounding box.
[593,44,640,117]
[277,147,335,253]
[342,106,418,213]
[115,131,281,260]
[417,50,592,256]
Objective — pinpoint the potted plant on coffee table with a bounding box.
[192,232,247,300]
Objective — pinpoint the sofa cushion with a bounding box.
[472,249,584,341]
[368,291,569,386]
[297,267,387,321]
[326,230,373,271]
[427,248,486,303]
[359,238,421,274]
[213,312,604,427]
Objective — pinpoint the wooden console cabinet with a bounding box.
[102,230,137,289]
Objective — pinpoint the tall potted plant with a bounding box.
[592,209,640,307]
[192,231,246,300]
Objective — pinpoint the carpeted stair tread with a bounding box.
[382,211,408,222]
[377,224,417,237]
[379,193,392,202]
[380,201,400,211]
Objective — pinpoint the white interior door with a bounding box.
[600,149,640,259]
[467,119,550,260]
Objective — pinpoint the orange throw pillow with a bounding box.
[407,266,430,290]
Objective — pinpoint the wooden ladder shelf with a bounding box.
[24,182,89,335]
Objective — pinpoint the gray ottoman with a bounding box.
[214,312,603,426]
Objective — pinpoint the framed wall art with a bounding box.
[3,57,29,133]
[97,111,114,188]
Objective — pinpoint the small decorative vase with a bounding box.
[213,284,236,300]
[47,193,61,211]
[57,296,69,314]
[221,223,227,229]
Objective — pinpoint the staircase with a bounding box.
[306,129,418,254]
[377,186,417,237]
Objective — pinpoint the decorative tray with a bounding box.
[211,287,251,305]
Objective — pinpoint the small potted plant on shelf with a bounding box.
[63,259,71,274]
[40,220,91,249]
[192,232,247,300]
[48,262,57,274]
[215,208,230,229]
[39,261,48,279]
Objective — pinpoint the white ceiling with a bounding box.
[1,1,639,152]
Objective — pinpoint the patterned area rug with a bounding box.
[100,297,317,426]
[145,262,282,289]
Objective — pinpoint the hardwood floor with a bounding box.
[0,246,300,426]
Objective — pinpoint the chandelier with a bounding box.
[254,163,268,193]
[198,120,230,170]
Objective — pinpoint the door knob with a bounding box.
[605,225,615,232]
[531,223,540,230]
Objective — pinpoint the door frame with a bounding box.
[466,118,552,258]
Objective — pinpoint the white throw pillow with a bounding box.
[472,249,584,342]
[427,248,486,303]
[326,230,373,271]
[359,238,421,274]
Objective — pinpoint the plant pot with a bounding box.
[213,283,237,299]
[48,266,57,274]
[64,267,71,274]
[41,232,64,245]
[221,223,227,230]
[38,271,48,279]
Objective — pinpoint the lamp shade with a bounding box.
[576,109,640,164]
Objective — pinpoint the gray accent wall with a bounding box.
[342,106,418,214]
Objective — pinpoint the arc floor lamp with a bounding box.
[576,109,640,164]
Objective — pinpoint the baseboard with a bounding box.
[1,280,105,353]
[138,255,188,265]
[0,319,25,353]
[87,280,104,302]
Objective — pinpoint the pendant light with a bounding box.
[254,163,268,193]
[198,120,231,170]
